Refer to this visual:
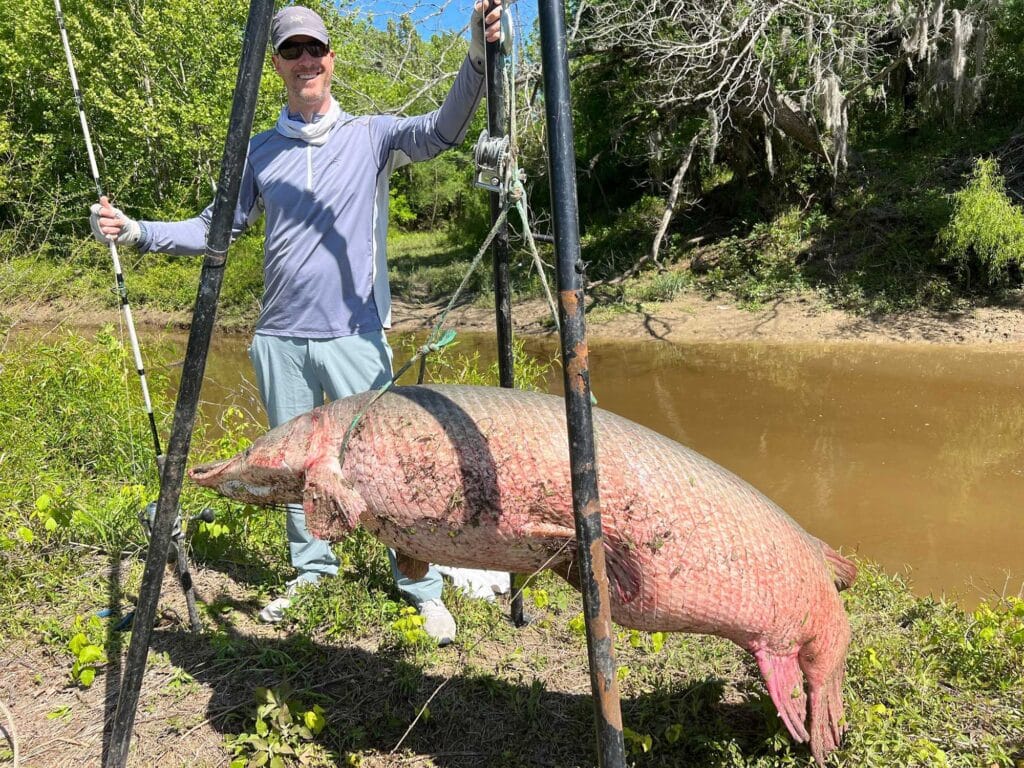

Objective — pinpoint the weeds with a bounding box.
[623,268,694,304]
[2,335,1023,766]
[409,336,554,391]
[939,157,1024,287]
[390,606,431,647]
[694,207,814,309]
[67,616,107,688]
[226,685,333,768]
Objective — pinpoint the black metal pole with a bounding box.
[486,27,526,628]
[536,0,626,765]
[103,1,273,765]
[486,41,513,385]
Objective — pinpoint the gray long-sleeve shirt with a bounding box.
[139,56,484,338]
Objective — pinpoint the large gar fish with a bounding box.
[189,384,856,764]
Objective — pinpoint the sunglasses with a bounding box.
[276,40,330,60]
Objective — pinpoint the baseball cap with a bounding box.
[271,6,330,50]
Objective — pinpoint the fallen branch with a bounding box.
[0,698,19,768]
[649,132,702,269]
[590,132,702,288]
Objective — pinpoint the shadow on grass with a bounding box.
[141,620,788,768]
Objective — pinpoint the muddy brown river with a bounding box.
[164,330,1022,609]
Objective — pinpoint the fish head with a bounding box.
[188,413,315,505]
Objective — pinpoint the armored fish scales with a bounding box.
[189,384,856,763]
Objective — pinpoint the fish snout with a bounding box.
[188,457,236,488]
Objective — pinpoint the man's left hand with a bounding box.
[469,0,504,72]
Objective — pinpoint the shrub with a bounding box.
[580,195,666,280]
[0,329,174,551]
[938,157,1024,286]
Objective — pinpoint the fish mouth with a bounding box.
[188,457,234,486]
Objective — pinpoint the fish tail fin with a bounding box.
[808,669,846,766]
[753,648,809,746]
[802,600,852,765]
[822,544,857,591]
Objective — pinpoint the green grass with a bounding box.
[387,229,554,306]
[0,229,268,330]
[1,333,1022,766]
[387,230,485,302]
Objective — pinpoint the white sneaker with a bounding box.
[258,579,302,624]
[418,599,457,646]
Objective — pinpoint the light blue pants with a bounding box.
[248,331,442,606]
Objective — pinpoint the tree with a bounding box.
[551,0,999,276]
[0,0,481,252]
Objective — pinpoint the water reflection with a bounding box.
[157,330,1022,608]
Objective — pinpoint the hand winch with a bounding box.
[473,129,512,195]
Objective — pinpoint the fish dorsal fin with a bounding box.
[822,544,857,591]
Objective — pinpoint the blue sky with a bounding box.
[352,0,534,44]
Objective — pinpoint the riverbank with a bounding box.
[3,308,1023,768]
[390,291,1024,346]
[9,289,1024,347]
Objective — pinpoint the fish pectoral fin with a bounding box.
[821,542,857,591]
[602,538,642,605]
[302,458,365,540]
[527,523,642,605]
[395,552,430,580]
[521,521,576,540]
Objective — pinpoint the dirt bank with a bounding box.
[9,290,1024,347]
[389,291,1024,347]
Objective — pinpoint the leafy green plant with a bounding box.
[567,612,587,636]
[390,605,431,647]
[525,586,549,609]
[68,616,107,688]
[915,596,1024,687]
[939,157,1024,286]
[31,487,75,538]
[165,667,198,695]
[227,685,332,768]
[625,629,667,654]
[623,725,654,755]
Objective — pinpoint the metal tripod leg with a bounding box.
[171,532,202,633]
[139,502,210,633]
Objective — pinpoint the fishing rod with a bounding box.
[53,0,163,473]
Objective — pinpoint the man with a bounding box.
[90,1,505,644]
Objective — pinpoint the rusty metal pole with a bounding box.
[536,0,626,764]
[103,0,273,765]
